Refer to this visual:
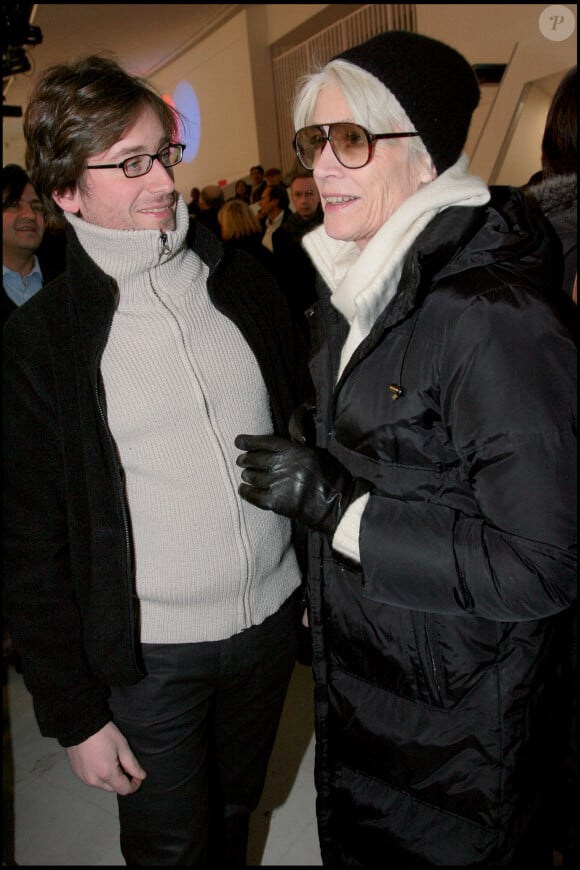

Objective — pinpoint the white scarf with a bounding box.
[302,155,490,381]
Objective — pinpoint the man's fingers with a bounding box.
[118,747,147,783]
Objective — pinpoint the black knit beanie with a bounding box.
[333,30,480,174]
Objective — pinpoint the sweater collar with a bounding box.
[64,196,206,308]
[65,195,187,276]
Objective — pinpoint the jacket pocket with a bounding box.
[413,610,446,707]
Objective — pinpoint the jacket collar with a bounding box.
[308,158,490,382]
[331,184,560,388]
[529,172,577,216]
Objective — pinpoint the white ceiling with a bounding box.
[3,4,240,116]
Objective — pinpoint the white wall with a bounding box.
[265,4,328,44]
[152,10,257,197]
[150,5,331,196]
[493,77,556,186]
[472,32,576,183]
[3,4,576,190]
[416,4,566,61]
[415,5,577,182]
[1,4,329,184]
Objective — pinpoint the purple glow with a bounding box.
[173,80,201,162]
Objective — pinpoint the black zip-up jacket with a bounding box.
[305,188,577,865]
[3,219,309,747]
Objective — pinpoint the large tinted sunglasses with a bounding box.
[293,123,419,170]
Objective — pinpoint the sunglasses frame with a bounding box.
[293,123,419,170]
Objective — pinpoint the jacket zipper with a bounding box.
[147,259,255,620]
[424,617,444,705]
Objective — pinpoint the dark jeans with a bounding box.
[109,595,298,866]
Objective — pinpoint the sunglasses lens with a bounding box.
[295,127,325,169]
[331,124,369,168]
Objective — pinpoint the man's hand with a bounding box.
[235,434,371,538]
[66,721,146,795]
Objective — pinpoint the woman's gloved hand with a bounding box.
[235,433,371,538]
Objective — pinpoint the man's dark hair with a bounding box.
[290,169,315,187]
[2,163,33,210]
[542,66,576,178]
[200,185,225,211]
[23,53,182,226]
[250,165,264,175]
[266,184,289,212]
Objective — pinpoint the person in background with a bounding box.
[235,30,576,867]
[2,164,67,679]
[285,170,323,229]
[272,170,323,334]
[528,66,577,870]
[529,65,577,303]
[218,198,277,276]
[264,167,285,188]
[2,164,65,323]
[3,53,309,866]
[232,179,251,203]
[249,164,266,204]
[259,184,291,253]
[196,184,225,238]
[187,185,201,217]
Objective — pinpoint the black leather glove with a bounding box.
[235,433,371,539]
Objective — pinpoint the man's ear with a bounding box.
[52,188,81,215]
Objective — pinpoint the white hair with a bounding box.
[293,59,434,176]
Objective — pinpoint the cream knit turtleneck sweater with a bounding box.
[66,197,300,643]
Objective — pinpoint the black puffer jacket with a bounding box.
[305,188,577,865]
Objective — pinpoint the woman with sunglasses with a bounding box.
[236,30,577,867]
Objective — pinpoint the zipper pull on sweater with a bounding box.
[159,231,172,259]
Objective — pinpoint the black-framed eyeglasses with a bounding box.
[86,143,185,178]
[292,123,419,170]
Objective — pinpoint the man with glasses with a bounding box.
[3,54,309,865]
